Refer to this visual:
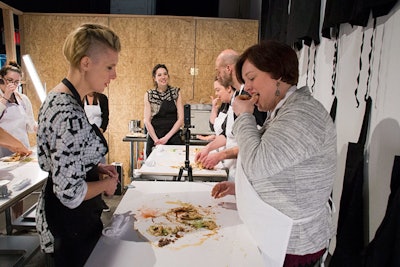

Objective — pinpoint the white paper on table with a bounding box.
[102,212,133,238]
[235,156,293,267]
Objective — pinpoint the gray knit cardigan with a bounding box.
[233,86,337,255]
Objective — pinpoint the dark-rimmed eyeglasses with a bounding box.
[3,78,21,86]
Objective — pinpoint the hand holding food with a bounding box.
[210,95,222,109]
[98,164,119,196]
[233,93,259,116]
[194,146,209,163]
[200,153,221,170]
[1,78,19,100]
[237,94,251,100]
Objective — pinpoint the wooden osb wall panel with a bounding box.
[19,13,258,183]
[21,14,108,111]
[193,18,259,102]
[108,16,196,181]
[20,14,110,162]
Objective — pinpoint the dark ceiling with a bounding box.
[2,0,219,17]
[3,0,111,14]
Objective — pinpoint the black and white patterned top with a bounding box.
[147,86,180,118]
[36,91,107,253]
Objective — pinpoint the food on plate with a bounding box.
[192,161,204,170]
[137,201,219,248]
[165,204,217,230]
[139,208,160,219]
[193,147,201,153]
[2,152,32,162]
[170,161,208,170]
[158,237,174,247]
[3,153,22,162]
[148,224,185,237]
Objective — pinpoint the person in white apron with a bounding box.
[0,127,31,155]
[0,61,37,158]
[196,49,268,180]
[212,41,336,267]
[84,92,110,212]
[196,79,232,142]
[0,61,38,219]
[83,92,109,134]
[220,84,247,180]
[194,79,234,173]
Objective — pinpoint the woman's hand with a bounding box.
[2,80,18,100]
[232,94,259,116]
[103,177,118,196]
[196,134,215,141]
[210,96,221,110]
[98,164,119,196]
[155,136,169,145]
[195,146,210,162]
[201,152,221,169]
[98,163,118,178]
[211,181,235,198]
[12,146,32,157]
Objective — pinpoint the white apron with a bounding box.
[84,103,102,128]
[213,111,227,136]
[223,105,237,181]
[0,101,30,157]
[235,155,293,267]
[84,102,107,164]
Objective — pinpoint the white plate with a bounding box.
[126,133,147,138]
[132,192,231,249]
[0,160,20,170]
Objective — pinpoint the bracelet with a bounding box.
[1,96,10,102]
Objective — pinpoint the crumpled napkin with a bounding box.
[102,212,133,238]
[12,178,31,191]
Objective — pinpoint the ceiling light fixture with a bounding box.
[22,54,46,103]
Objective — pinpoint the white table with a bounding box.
[0,152,48,234]
[138,145,227,181]
[123,136,210,180]
[122,135,147,179]
[0,151,48,266]
[85,181,264,267]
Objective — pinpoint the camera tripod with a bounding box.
[177,126,193,182]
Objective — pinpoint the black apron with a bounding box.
[361,156,400,266]
[146,89,183,157]
[44,78,108,267]
[330,96,372,267]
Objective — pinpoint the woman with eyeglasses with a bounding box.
[0,61,37,219]
[0,60,37,158]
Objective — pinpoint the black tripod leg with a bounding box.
[188,166,193,182]
[177,167,184,181]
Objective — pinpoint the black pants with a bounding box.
[52,231,101,267]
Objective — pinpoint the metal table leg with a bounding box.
[129,141,134,180]
[5,207,13,235]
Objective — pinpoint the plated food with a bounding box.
[2,153,32,162]
[0,153,34,170]
[135,200,219,248]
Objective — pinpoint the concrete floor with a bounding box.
[0,191,123,267]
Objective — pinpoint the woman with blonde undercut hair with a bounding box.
[36,23,121,267]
